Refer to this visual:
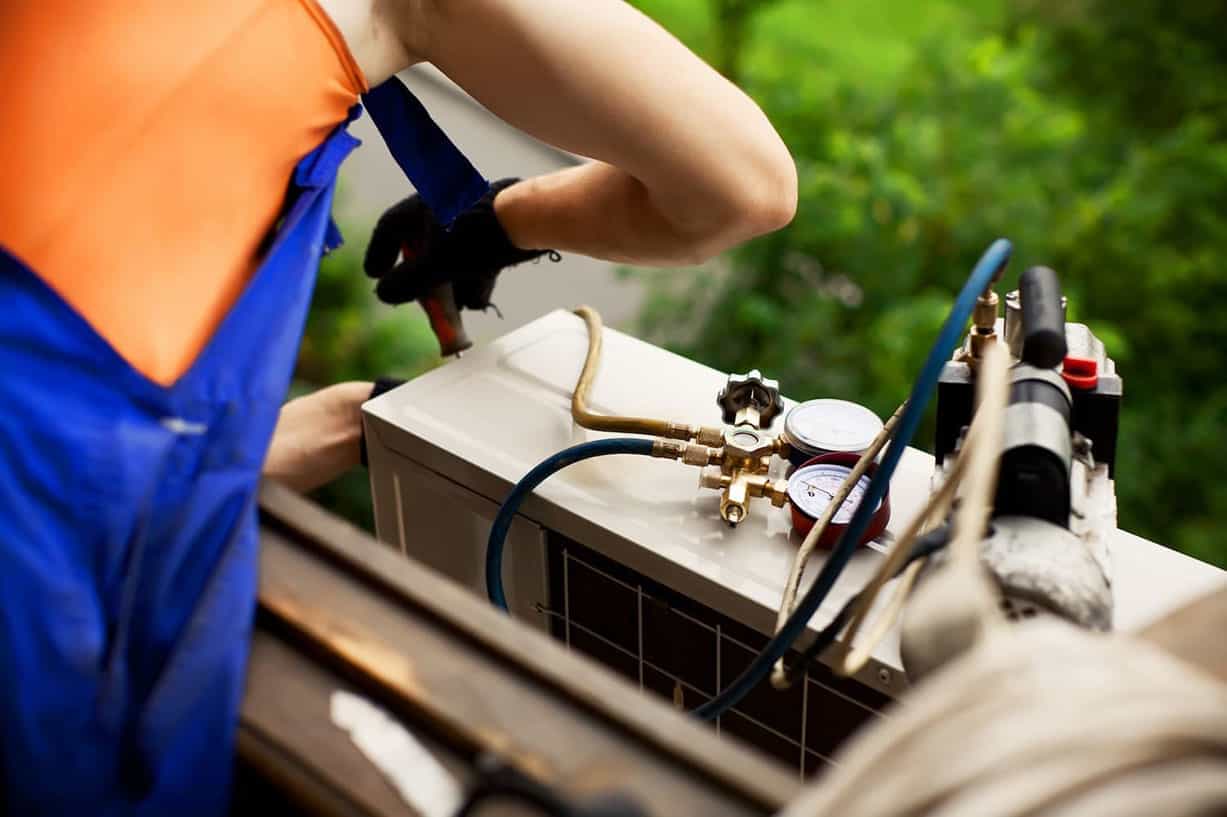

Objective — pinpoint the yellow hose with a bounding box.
[571,306,712,441]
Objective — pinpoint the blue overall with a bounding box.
[0,78,485,815]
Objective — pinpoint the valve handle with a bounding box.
[717,369,784,428]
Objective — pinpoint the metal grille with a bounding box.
[544,534,890,778]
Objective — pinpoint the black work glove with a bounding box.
[363,177,558,310]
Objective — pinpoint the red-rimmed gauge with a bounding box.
[786,452,891,547]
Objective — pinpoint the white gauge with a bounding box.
[782,399,883,467]
[788,464,872,524]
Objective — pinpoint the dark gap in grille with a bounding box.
[545,533,887,776]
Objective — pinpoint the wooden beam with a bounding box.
[251,482,799,816]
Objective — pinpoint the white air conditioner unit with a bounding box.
[363,309,1225,776]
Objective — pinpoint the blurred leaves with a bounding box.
[631,0,1227,567]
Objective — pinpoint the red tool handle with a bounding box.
[421,282,473,357]
[400,240,473,358]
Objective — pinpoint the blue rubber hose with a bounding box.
[486,437,656,610]
[693,237,1012,720]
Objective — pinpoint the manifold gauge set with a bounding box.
[705,369,892,546]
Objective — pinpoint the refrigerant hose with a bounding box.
[693,238,1013,720]
[486,437,655,610]
[486,239,1014,721]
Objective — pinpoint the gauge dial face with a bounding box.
[784,399,883,454]
[787,463,877,524]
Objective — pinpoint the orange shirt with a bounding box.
[0,0,367,384]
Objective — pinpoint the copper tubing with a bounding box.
[572,306,721,442]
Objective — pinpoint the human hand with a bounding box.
[363,177,554,309]
[263,381,373,493]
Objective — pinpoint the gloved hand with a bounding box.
[363,177,557,311]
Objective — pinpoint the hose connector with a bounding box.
[651,438,719,465]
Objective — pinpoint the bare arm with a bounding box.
[349,0,796,266]
[263,382,371,493]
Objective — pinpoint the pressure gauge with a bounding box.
[786,452,891,547]
[781,399,883,469]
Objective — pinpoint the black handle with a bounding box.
[1019,266,1067,369]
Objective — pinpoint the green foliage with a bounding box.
[631,0,1227,566]
[1009,0,1227,136]
[292,198,441,528]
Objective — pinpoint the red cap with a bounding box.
[1062,355,1098,390]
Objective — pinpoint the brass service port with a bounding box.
[689,426,790,526]
[719,472,789,526]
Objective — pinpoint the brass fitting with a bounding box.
[973,290,999,330]
[969,328,996,360]
[719,472,789,527]
[761,476,789,507]
[651,438,720,465]
[651,439,688,460]
[656,423,728,446]
[683,425,790,526]
[662,422,695,441]
[683,443,718,467]
[666,428,791,526]
[964,290,1000,366]
[573,305,788,527]
[723,475,751,525]
[722,427,775,466]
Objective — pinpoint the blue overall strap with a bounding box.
[362,76,490,226]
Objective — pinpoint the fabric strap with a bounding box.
[362,76,490,227]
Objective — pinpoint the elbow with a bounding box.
[673,149,797,265]
[742,152,798,236]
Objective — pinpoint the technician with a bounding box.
[0,0,795,813]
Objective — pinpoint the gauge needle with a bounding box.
[803,481,834,499]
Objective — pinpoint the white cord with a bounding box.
[834,441,970,676]
[837,344,1010,675]
[770,403,905,688]
[944,342,1010,623]
[777,620,1227,817]
[838,558,924,676]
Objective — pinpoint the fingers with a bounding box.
[453,272,498,310]
[363,195,434,278]
[364,207,407,278]
[374,258,433,305]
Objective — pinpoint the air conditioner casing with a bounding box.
[364,310,1226,774]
